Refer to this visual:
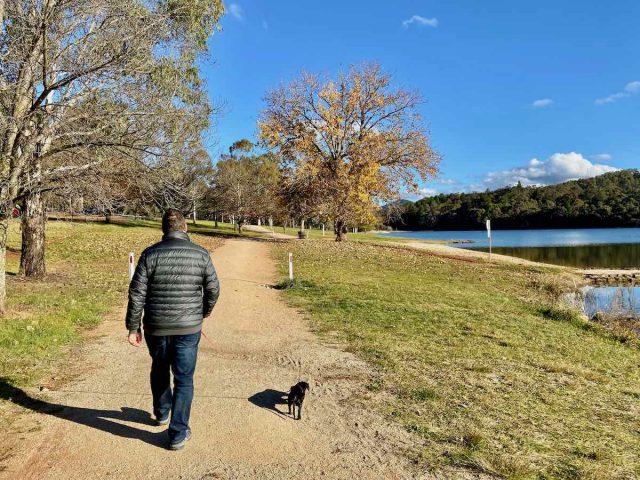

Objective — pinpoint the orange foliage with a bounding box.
[259,63,440,239]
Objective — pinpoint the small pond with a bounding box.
[570,286,640,319]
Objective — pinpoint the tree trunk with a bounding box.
[192,202,197,225]
[335,219,348,242]
[19,190,46,277]
[0,218,8,314]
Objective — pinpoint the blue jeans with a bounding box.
[145,331,201,443]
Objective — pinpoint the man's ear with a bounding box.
[184,224,188,233]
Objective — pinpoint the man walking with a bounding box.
[125,209,220,450]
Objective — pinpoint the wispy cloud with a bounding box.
[262,20,269,31]
[480,152,619,189]
[411,179,459,198]
[229,3,243,20]
[592,153,613,161]
[532,98,554,108]
[402,15,438,28]
[436,178,458,185]
[595,80,640,105]
[625,81,640,93]
[418,187,439,197]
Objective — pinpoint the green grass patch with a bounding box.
[273,240,640,479]
[1,219,223,387]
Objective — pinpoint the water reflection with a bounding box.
[576,286,640,319]
[470,243,640,269]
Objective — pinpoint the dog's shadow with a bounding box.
[247,389,289,418]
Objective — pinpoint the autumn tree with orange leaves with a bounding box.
[259,63,440,241]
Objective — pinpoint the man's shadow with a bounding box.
[0,378,167,448]
[247,388,289,418]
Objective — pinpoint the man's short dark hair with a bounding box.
[162,209,186,234]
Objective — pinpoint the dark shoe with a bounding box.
[168,429,192,450]
[156,415,170,426]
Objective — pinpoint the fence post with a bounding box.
[129,252,135,280]
[288,252,294,281]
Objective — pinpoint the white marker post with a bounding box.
[128,252,135,280]
[322,223,325,236]
[486,219,492,261]
[288,252,294,282]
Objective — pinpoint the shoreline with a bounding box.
[387,240,640,286]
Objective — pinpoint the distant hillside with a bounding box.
[390,170,640,230]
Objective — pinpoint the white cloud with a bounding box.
[229,3,243,20]
[595,92,628,105]
[592,153,613,161]
[402,15,438,28]
[595,80,640,105]
[532,98,554,108]
[436,178,458,185]
[481,152,619,189]
[418,187,439,197]
[624,81,640,93]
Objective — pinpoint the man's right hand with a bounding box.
[128,331,142,347]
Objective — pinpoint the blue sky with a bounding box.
[203,0,640,196]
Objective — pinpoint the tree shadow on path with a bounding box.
[247,388,290,419]
[0,378,167,448]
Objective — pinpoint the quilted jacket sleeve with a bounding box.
[125,251,150,333]
[202,253,220,318]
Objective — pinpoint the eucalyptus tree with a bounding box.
[208,141,280,233]
[0,0,223,309]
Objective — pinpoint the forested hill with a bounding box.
[390,170,640,231]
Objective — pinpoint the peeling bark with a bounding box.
[19,191,46,277]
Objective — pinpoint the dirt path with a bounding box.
[399,241,566,269]
[398,241,640,280]
[0,239,418,479]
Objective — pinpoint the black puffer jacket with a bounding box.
[125,231,220,336]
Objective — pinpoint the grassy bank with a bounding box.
[274,240,640,479]
[0,220,222,388]
[292,226,451,245]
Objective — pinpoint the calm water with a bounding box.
[383,228,640,269]
[581,286,640,319]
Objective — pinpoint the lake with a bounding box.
[383,228,640,269]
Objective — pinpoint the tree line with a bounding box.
[75,63,442,236]
[0,0,224,311]
[389,170,640,231]
[2,4,440,318]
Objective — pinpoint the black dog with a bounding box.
[287,381,310,420]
